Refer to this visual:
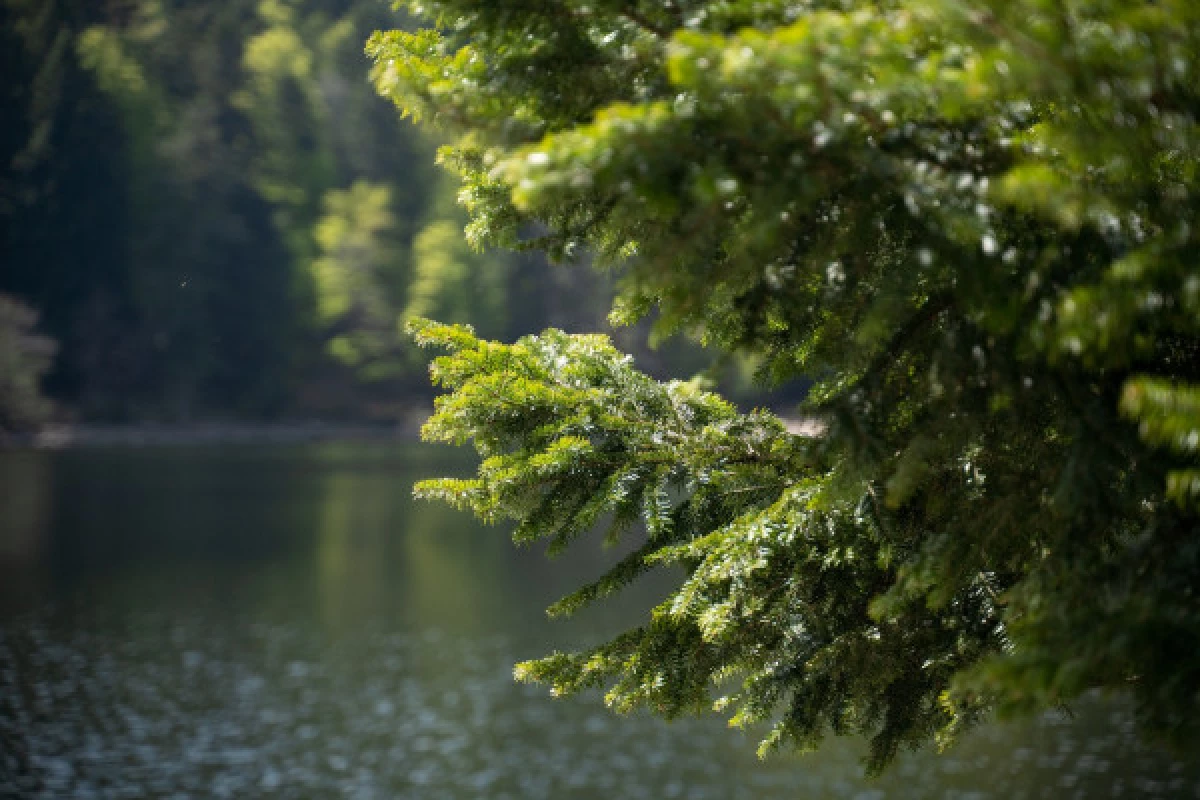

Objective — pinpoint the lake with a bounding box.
[0,443,1196,798]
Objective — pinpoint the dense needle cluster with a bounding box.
[373,1,1200,770]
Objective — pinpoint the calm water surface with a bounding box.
[0,443,1196,798]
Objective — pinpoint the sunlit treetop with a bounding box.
[372,1,1200,771]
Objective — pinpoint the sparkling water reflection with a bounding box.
[0,444,1196,798]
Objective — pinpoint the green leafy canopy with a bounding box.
[375,0,1200,772]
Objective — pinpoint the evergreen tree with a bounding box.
[75,0,303,417]
[0,0,134,413]
[311,180,408,376]
[372,0,1200,770]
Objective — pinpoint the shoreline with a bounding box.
[1,412,823,451]
[0,417,428,451]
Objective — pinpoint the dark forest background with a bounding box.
[0,0,745,430]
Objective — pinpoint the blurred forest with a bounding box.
[0,0,722,428]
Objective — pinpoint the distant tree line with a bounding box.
[1,0,710,427]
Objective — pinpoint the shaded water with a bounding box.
[0,443,1196,798]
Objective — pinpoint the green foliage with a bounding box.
[72,1,311,416]
[312,181,407,374]
[0,295,56,432]
[5,0,706,422]
[378,0,1200,771]
[238,12,330,213]
[407,220,498,328]
[5,0,475,418]
[1121,378,1200,506]
[405,178,511,339]
[1,0,136,415]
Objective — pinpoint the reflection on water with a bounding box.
[0,443,1196,798]
[0,452,52,599]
